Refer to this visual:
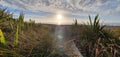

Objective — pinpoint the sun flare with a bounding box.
[57,14,63,20]
[56,14,63,25]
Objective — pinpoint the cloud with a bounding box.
[116,4,120,12]
[0,0,120,24]
[0,0,113,13]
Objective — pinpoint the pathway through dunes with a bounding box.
[54,25,83,57]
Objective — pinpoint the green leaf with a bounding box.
[0,29,6,47]
[14,25,19,47]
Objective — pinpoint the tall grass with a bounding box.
[0,8,12,22]
[14,25,19,47]
[18,13,24,32]
[0,8,119,57]
[0,9,22,48]
[0,29,6,47]
[29,19,35,27]
[77,15,120,57]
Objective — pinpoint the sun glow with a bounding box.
[56,14,63,25]
[57,14,63,20]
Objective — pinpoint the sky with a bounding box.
[0,0,120,25]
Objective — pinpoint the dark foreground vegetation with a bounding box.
[0,8,120,57]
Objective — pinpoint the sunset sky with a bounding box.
[0,0,120,25]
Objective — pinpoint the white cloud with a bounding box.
[0,0,120,24]
[0,0,113,14]
[116,5,120,12]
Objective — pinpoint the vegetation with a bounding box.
[0,8,68,57]
[14,25,19,47]
[73,15,120,57]
[0,29,6,47]
[0,8,120,57]
[18,13,24,32]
